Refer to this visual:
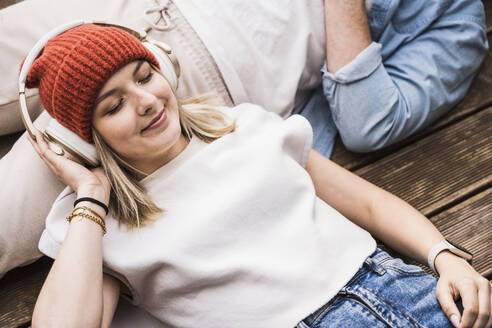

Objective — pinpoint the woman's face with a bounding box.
[92,60,186,173]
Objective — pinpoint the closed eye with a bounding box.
[107,98,123,115]
[138,71,153,84]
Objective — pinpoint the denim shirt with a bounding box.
[294,0,488,158]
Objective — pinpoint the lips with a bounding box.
[142,109,166,133]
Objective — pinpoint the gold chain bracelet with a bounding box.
[66,207,107,234]
[75,206,104,220]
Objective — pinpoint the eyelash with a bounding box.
[106,71,153,115]
[138,71,153,84]
[107,98,123,115]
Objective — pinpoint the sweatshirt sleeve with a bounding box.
[279,114,313,168]
[38,186,76,259]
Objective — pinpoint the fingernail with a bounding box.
[450,314,460,328]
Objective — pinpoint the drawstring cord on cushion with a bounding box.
[145,0,173,32]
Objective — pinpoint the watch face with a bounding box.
[447,240,473,262]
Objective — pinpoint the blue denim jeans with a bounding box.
[297,248,456,328]
[294,0,488,157]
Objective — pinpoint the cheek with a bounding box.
[155,86,173,104]
[95,114,135,149]
[152,75,175,101]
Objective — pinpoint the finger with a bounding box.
[472,279,490,328]
[436,282,461,327]
[35,130,64,164]
[35,130,53,156]
[458,279,479,328]
[31,130,65,174]
[34,130,49,155]
[34,131,56,165]
[30,132,57,172]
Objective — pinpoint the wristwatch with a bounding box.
[427,240,473,275]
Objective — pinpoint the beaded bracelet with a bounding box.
[66,206,106,234]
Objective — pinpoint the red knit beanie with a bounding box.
[24,24,160,143]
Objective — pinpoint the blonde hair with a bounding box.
[92,93,235,228]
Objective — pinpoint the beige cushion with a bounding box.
[0,111,64,272]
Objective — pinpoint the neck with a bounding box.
[130,134,190,177]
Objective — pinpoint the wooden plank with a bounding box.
[485,0,492,30]
[0,257,51,328]
[430,188,492,277]
[0,0,22,10]
[332,31,492,170]
[355,106,491,216]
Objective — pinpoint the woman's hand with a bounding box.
[28,130,110,203]
[435,251,491,328]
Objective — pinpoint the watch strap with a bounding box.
[427,240,473,275]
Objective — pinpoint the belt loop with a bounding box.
[365,257,386,276]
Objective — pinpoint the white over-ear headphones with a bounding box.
[18,20,181,167]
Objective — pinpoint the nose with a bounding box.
[133,87,157,116]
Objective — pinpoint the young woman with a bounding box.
[25,24,490,328]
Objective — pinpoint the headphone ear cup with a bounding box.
[44,117,99,167]
[143,41,180,90]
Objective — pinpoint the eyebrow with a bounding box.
[93,60,145,107]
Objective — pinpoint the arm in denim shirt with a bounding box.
[322,0,488,152]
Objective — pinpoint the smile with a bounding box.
[142,109,167,133]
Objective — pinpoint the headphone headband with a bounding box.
[19,20,180,167]
[19,20,85,85]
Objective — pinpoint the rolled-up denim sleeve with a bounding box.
[322,42,383,85]
[322,5,488,153]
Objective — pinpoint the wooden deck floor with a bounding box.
[0,0,491,327]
